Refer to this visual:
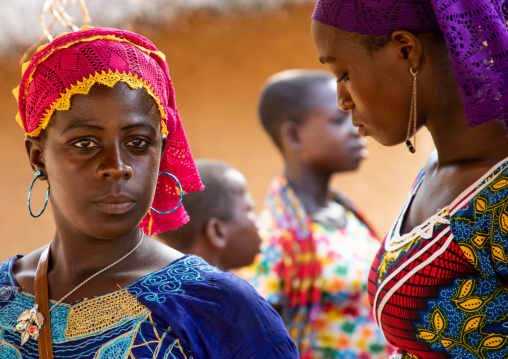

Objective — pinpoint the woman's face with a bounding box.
[36,82,165,239]
[311,20,413,146]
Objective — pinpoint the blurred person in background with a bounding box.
[241,69,392,358]
[2,26,298,358]
[157,159,261,271]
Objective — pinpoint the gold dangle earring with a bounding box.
[406,67,418,153]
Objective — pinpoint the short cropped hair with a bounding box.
[158,159,237,249]
[258,69,336,149]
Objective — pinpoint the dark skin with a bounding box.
[167,169,260,271]
[280,79,367,216]
[13,82,183,303]
[312,21,508,235]
[208,169,261,271]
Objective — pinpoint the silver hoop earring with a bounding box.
[27,170,50,218]
[406,67,418,153]
[150,172,183,214]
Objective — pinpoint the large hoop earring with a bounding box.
[27,170,50,218]
[150,172,183,214]
[406,67,418,154]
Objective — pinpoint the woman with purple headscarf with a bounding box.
[312,0,508,358]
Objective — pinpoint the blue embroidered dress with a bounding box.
[0,255,298,358]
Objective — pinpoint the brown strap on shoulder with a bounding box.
[34,245,54,359]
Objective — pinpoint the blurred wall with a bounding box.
[0,3,434,261]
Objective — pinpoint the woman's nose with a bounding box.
[97,145,133,180]
[337,84,354,112]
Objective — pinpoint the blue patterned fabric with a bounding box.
[0,254,298,358]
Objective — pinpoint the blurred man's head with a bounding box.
[156,159,261,271]
[258,69,367,174]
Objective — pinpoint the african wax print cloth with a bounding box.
[369,156,508,359]
[0,255,298,359]
[239,176,392,358]
[312,0,508,130]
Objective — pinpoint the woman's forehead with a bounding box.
[312,21,365,64]
[49,83,160,132]
[70,82,157,106]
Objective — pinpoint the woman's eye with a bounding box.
[127,138,149,147]
[337,73,349,83]
[73,139,98,148]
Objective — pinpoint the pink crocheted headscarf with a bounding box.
[14,26,203,235]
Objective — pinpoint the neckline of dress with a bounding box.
[8,254,195,308]
[388,155,508,245]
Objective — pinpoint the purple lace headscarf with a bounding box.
[312,0,508,128]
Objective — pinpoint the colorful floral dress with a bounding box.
[369,157,508,359]
[0,254,298,358]
[240,176,392,359]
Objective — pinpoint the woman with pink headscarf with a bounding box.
[311,0,508,358]
[0,26,298,359]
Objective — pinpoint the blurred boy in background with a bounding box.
[241,70,392,358]
[157,159,261,271]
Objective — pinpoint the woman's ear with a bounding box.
[160,134,167,159]
[204,217,228,249]
[280,121,304,152]
[25,136,47,180]
[390,30,424,71]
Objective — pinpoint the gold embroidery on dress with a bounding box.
[125,313,183,359]
[168,339,188,359]
[91,312,175,359]
[65,289,147,338]
[92,330,138,359]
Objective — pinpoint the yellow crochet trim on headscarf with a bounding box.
[12,87,23,129]
[148,211,154,237]
[26,69,169,137]
[12,87,19,102]
[21,61,30,76]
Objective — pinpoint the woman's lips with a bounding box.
[357,124,366,137]
[96,194,136,214]
[96,201,135,214]
[352,120,366,137]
